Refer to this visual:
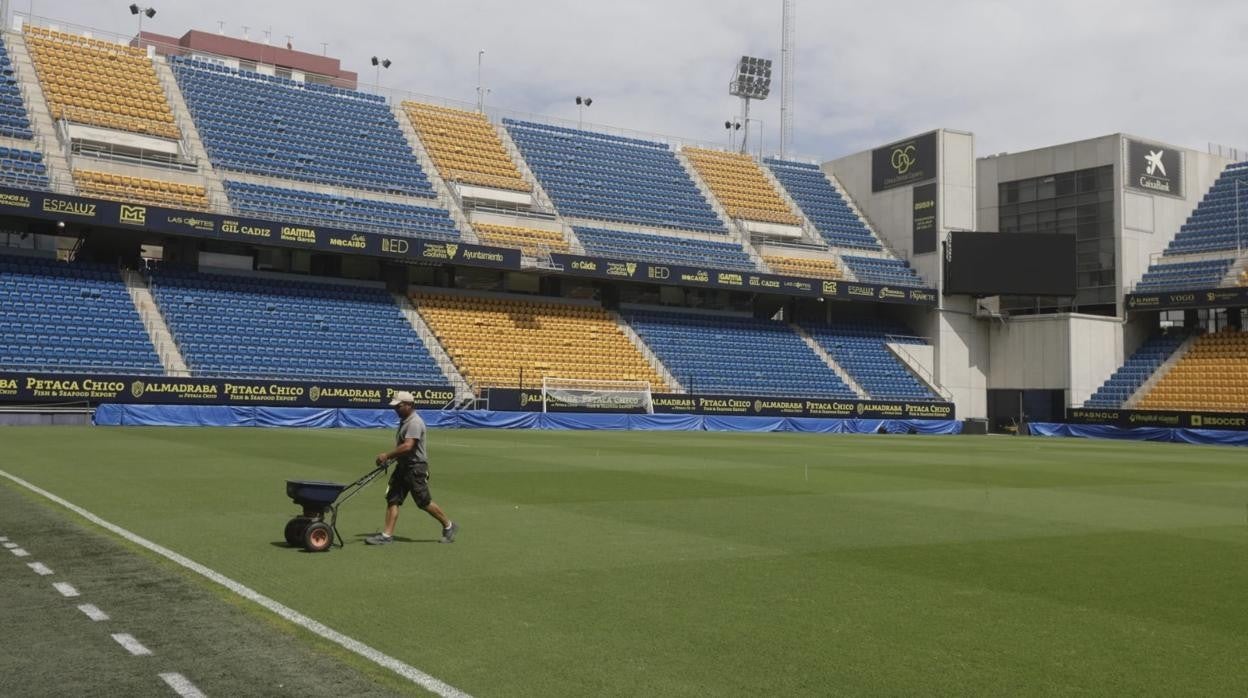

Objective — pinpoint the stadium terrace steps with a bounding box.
[120,268,189,376]
[147,268,449,384]
[0,253,164,375]
[391,103,477,243]
[1158,161,1248,256]
[799,321,939,401]
[73,169,207,210]
[1133,258,1235,293]
[765,159,885,252]
[402,102,530,193]
[572,226,758,272]
[620,306,857,399]
[1134,329,1248,412]
[0,35,35,140]
[151,57,227,208]
[222,180,461,240]
[671,149,770,271]
[608,309,685,393]
[1122,333,1197,408]
[472,222,570,257]
[681,147,802,226]
[4,31,69,187]
[411,292,672,391]
[840,255,926,288]
[391,293,472,399]
[1083,331,1190,408]
[24,26,180,140]
[495,121,560,212]
[791,325,868,398]
[762,254,844,280]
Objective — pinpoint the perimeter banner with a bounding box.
[1066,407,1248,431]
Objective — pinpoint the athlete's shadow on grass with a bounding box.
[350,533,442,544]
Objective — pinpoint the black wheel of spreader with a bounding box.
[284,517,310,547]
[303,522,333,552]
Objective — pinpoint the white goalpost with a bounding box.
[539,377,655,414]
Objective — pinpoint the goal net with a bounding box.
[540,377,655,414]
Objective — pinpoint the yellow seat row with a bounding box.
[1137,329,1248,412]
[403,102,531,193]
[412,293,670,390]
[473,223,569,256]
[683,147,802,225]
[25,27,180,140]
[763,255,843,280]
[73,169,208,210]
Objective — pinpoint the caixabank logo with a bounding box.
[1127,139,1183,198]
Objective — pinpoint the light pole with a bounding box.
[128,4,156,39]
[370,56,391,89]
[575,96,592,129]
[724,119,741,150]
[476,50,487,113]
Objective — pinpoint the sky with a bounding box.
[31,0,1248,161]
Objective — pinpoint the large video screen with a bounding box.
[943,232,1076,297]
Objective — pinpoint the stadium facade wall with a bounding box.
[986,313,1131,405]
[826,129,988,419]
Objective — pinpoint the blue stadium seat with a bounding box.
[1133,259,1234,292]
[621,308,856,398]
[147,267,449,385]
[223,180,459,240]
[169,56,433,197]
[504,119,726,234]
[1161,161,1248,255]
[841,255,926,287]
[0,36,34,141]
[1084,331,1189,408]
[764,158,883,251]
[573,226,756,271]
[0,254,161,374]
[800,321,937,400]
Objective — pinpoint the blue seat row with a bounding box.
[505,119,726,234]
[800,321,936,400]
[1084,332,1189,408]
[1134,258,1234,292]
[223,180,459,240]
[764,159,883,251]
[0,37,33,140]
[1161,162,1248,255]
[841,255,926,287]
[573,226,756,271]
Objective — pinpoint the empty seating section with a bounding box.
[842,256,925,287]
[223,181,459,240]
[0,254,161,373]
[1137,330,1248,412]
[404,102,529,192]
[1083,332,1188,408]
[574,226,756,271]
[765,159,883,250]
[763,255,843,280]
[0,37,33,139]
[1163,162,1248,255]
[170,56,432,196]
[74,169,207,209]
[683,148,800,225]
[25,26,179,139]
[802,322,935,400]
[1134,259,1233,292]
[414,293,669,389]
[504,119,725,234]
[472,223,568,256]
[0,145,49,189]
[148,268,446,383]
[622,308,856,398]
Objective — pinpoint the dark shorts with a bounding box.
[385,464,431,508]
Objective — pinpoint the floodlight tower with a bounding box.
[729,55,772,155]
[780,0,795,159]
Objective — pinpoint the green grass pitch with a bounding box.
[2,427,1247,696]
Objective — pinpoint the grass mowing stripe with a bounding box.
[0,467,471,698]
[159,672,206,698]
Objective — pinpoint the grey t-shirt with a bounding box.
[395,412,428,468]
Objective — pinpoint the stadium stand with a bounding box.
[762,255,843,280]
[73,169,207,209]
[1133,259,1234,292]
[471,223,568,256]
[24,26,179,139]
[573,226,756,271]
[1083,331,1189,408]
[764,158,884,250]
[1160,161,1248,255]
[223,180,460,240]
[0,145,49,189]
[147,268,448,383]
[682,148,801,225]
[620,307,856,398]
[170,56,433,197]
[403,102,530,192]
[0,254,162,373]
[841,255,926,287]
[1136,329,1248,412]
[0,36,34,140]
[503,119,725,234]
[413,293,670,389]
[801,322,937,400]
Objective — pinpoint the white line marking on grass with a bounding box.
[53,582,79,597]
[0,468,472,698]
[112,633,152,656]
[27,561,53,576]
[0,536,8,541]
[159,672,206,698]
[78,604,110,621]
[2,541,16,548]
[11,547,29,557]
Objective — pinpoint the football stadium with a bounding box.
[2,4,1248,696]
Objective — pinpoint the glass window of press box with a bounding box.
[997,165,1115,314]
